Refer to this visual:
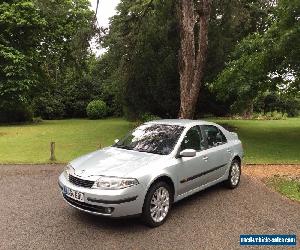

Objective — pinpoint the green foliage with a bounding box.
[254,92,300,117]
[0,0,96,122]
[101,0,180,118]
[0,102,33,123]
[213,0,300,115]
[206,0,274,83]
[131,112,161,128]
[32,93,65,120]
[0,1,46,121]
[32,117,43,124]
[1,0,298,120]
[100,0,275,118]
[252,111,288,120]
[140,112,161,122]
[86,100,108,119]
[90,54,122,117]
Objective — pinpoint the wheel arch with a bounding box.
[232,155,242,165]
[146,175,176,201]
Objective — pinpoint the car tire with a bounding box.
[142,181,173,227]
[225,159,241,189]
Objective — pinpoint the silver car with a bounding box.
[58,119,243,227]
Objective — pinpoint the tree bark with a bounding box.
[242,102,254,119]
[178,0,211,119]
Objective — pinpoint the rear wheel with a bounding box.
[142,181,172,227]
[225,159,241,189]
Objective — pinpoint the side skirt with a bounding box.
[174,172,229,203]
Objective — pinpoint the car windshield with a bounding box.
[113,124,184,155]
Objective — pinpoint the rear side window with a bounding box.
[201,125,227,148]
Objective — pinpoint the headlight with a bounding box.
[92,176,139,190]
[63,164,75,179]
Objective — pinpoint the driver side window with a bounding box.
[181,126,204,151]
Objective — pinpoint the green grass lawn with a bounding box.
[266,177,300,202]
[0,118,133,164]
[211,118,300,164]
[0,118,299,164]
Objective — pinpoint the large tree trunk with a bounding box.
[178,0,211,119]
[242,102,254,119]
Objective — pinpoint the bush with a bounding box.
[86,100,108,119]
[140,112,161,122]
[32,117,43,124]
[266,111,287,120]
[252,111,287,120]
[32,95,65,120]
[64,99,88,118]
[0,102,33,123]
[130,113,161,128]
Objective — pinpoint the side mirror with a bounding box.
[179,149,196,157]
[114,139,119,144]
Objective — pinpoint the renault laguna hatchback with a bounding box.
[58,119,243,227]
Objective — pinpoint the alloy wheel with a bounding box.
[230,162,240,186]
[150,187,170,223]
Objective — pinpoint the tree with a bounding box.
[101,0,180,119]
[97,0,283,119]
[213,0,299,116]
[0,1,46,122]
[0,0,97,122]
[178,0,212,119]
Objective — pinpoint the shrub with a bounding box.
[86,100,108,119]
[32,117,43,124]
[252,111,287,120]
[64,99,88,118]
[131,113,161,128]
[0,102,33,123]
[140,112,161,122]
[32,95,65,120]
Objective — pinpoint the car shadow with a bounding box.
[72,180,234,231]
[73,211,148,232]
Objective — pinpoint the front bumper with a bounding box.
[58,174,146,217]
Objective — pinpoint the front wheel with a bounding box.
[142,181,172,227]
[225,159,241,189]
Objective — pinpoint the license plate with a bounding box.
[63,186,84,202]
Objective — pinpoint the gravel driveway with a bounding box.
[0,164,299,250]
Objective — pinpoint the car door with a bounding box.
[176,126,208,195]
[199,125,232,184]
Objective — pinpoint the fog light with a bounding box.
[105,207,113,214]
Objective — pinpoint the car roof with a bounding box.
[145,119,217,127]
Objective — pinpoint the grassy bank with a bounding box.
[0,118,299,164]
[266,177,300,202]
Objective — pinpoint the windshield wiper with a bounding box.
[115,145,133,150]
[134,149,165,155]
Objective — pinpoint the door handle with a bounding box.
[203,156,208,161]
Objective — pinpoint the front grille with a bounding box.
[69,175,94,188]
[64,195,112,214]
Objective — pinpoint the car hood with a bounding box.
[70,147,163,178]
